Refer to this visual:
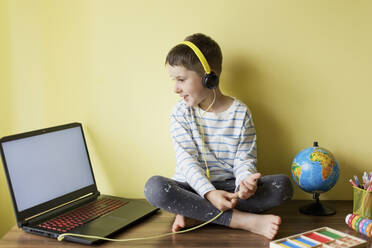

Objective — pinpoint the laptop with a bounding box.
[0,122,159,245]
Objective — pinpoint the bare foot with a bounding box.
[229,209,281,239]
[172,215,203,233]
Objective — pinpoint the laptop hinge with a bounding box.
[22,191,99,226]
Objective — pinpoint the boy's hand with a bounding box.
[205,190,238,211]
[238,173,261,200]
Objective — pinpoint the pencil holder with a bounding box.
[353,186,372,219]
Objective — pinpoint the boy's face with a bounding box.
[168,65,210,107]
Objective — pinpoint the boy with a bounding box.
[144,33,293,239]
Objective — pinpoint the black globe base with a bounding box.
[299,192,336,216]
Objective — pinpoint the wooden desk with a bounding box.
[0,200,371,248]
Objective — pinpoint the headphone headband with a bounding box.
[179,41,211,74]
[178,40,219,89]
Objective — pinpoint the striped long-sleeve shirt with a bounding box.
[170,98,257,198]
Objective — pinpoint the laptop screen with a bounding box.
[1,126,95,212]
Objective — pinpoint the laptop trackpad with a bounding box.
[78,215,129,235]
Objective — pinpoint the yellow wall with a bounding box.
[1,0,372,238]
[0,0,15,239]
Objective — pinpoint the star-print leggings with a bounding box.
[144,174,293,227]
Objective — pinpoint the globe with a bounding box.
[291,144,340,193]
[291,142,340,216]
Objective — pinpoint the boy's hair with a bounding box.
[165,33,223,77]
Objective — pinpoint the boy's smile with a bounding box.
[168,65,212,108]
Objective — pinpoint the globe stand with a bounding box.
[299,192,336,216]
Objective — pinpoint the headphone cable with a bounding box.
[197,89,216,180]
[57,210,224,242]
[58,89,234,243]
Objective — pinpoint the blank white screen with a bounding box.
[2,126,94,212]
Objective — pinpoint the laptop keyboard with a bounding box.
[38,197,128,233]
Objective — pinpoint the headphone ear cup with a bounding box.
[203,71,219,89]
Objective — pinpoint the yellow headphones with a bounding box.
[179,41,219,89]
[179,40,220,180]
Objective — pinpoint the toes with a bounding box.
[172,222,180,232]
[173,222,184,232]
[269,229,278,239]
[271,224,279,231]
[271,215,281,225]
[172,215,186,233]
[266,232,275,240]
[275,216,282,224]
